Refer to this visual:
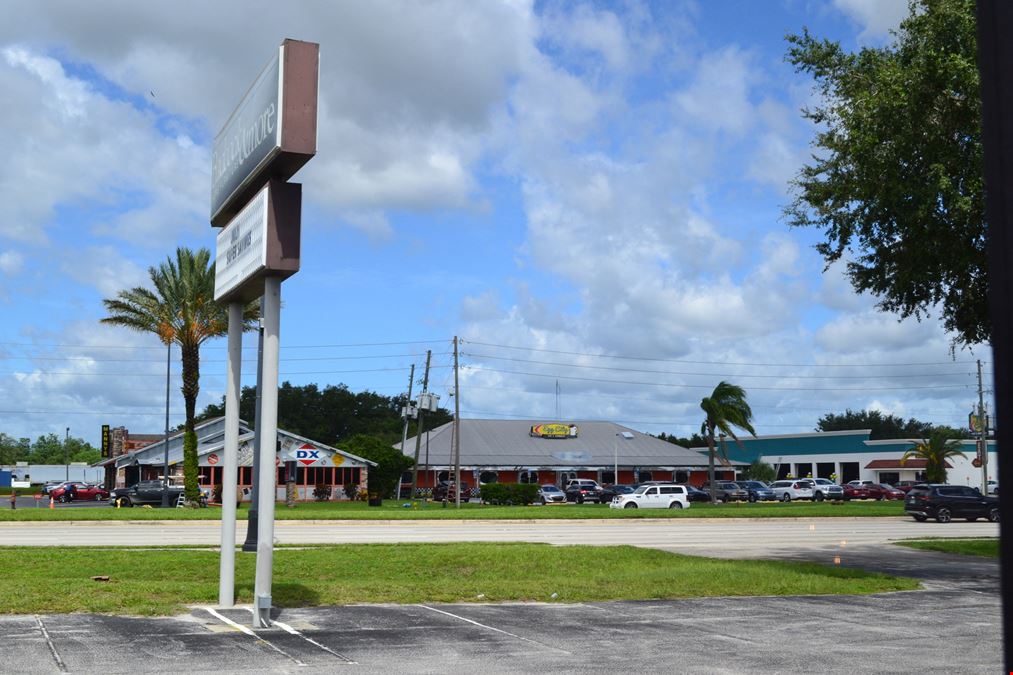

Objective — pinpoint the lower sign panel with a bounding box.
[214,180,301,303]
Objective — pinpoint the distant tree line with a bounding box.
[0,433,100,466]
[194,381,454,446]
[656,408,973,447]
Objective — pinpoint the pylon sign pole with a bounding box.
[218,301,243,606]
[210,38,317,627]
[253,276,281,627]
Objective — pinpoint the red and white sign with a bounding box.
[208,453,220,466]
[290,443,321,466]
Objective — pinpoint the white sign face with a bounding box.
[214,186,268,301]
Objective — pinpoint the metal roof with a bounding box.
[395,419,733,469]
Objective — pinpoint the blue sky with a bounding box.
[0,0,991,448]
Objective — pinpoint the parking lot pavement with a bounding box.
[0,545,1001,674]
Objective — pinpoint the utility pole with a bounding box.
[978,359,989,493]
[453,337,461,508]
[409,350,432,504]
[397,364,415,501]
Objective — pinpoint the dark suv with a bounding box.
[109,480,185,507]
[905,484,999,523]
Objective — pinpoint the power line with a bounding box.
[463,365,974,392]
[462,339,986,368]
[462,351,982,380]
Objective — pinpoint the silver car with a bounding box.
[768,480,814,502]
[800,478,844,502]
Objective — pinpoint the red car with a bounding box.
[867,483,905,500]
[50,482,110,503]
[843,483,872,500]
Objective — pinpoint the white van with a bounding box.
[610,484,689,510]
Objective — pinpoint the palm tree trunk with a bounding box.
[181,345,201,502]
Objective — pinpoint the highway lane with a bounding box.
[0,517,997,557]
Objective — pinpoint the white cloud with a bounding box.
[832,0,909,42]
[0,250,24,275]
[0,46,208,246]
[672,46,755,137]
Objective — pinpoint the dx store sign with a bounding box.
[289,443,323,467]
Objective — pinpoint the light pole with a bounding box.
[64,427,69,481]
[162,341,171,507]
[613,433,619,485]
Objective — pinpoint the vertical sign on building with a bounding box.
[101,425,111,459]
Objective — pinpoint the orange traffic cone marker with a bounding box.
[49,497,55,509]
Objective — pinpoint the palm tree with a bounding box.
[700,381,756,503]
[102,247,259,502]
[901,430,965,484]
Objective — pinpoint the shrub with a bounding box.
[343,483,359,500]
[313,483,332,501]
[479,483,539,505]
[212,484,223,504]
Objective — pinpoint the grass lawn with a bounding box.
[0,498,906,521]
[895,538,999,558]
[0,543,918,616]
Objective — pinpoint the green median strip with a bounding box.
[0,499,907,521]
[0,543,918,616]
[895,538,999,558]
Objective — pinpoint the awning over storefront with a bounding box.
[864,459,953,470]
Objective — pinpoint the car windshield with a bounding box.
[741,482,765,488]
[541,486,561,492]
[633,486,649,495]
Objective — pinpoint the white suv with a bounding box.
[769,480,814,502]
[610,484,689,510]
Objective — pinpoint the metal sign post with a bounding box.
[253,277,281,627]
[218,301,243,607]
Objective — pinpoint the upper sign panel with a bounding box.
[210,39,318,227]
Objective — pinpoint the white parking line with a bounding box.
[202,607,306,667]
[417,604,573,655]
[34,615,67,673]
[244,608,357,664]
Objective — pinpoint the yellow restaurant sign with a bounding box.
[530,423,578,439]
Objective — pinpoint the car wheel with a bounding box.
[58,495,67,503]
[668,501,683,509]
[541,498,547,506]
[624,502,638,509]
[876,495,884,501]
[576,495,584,504]
[781,493,791,503]
[988,507,1000,523]
[912,514,927,522]
[814,492,824,502]
[94,493,104,501]
[748,494,757,503]
[118,497,133,508]
[935,507,952,523]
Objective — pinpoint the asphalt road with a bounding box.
[0,517,1002,673]
[0,517,999,559]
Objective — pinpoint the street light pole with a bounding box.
[64,427,69,481]
[614,433,619,485]
[162,341,171,507]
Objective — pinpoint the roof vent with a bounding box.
[620,431,634,439]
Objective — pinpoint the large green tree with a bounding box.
[815,409,970,440]
[102,247,258,502]
[700,381,756,503]
[901,429,966,483]
[341,434,414,499]
[195,382,453,445]
[785,0,986,346]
